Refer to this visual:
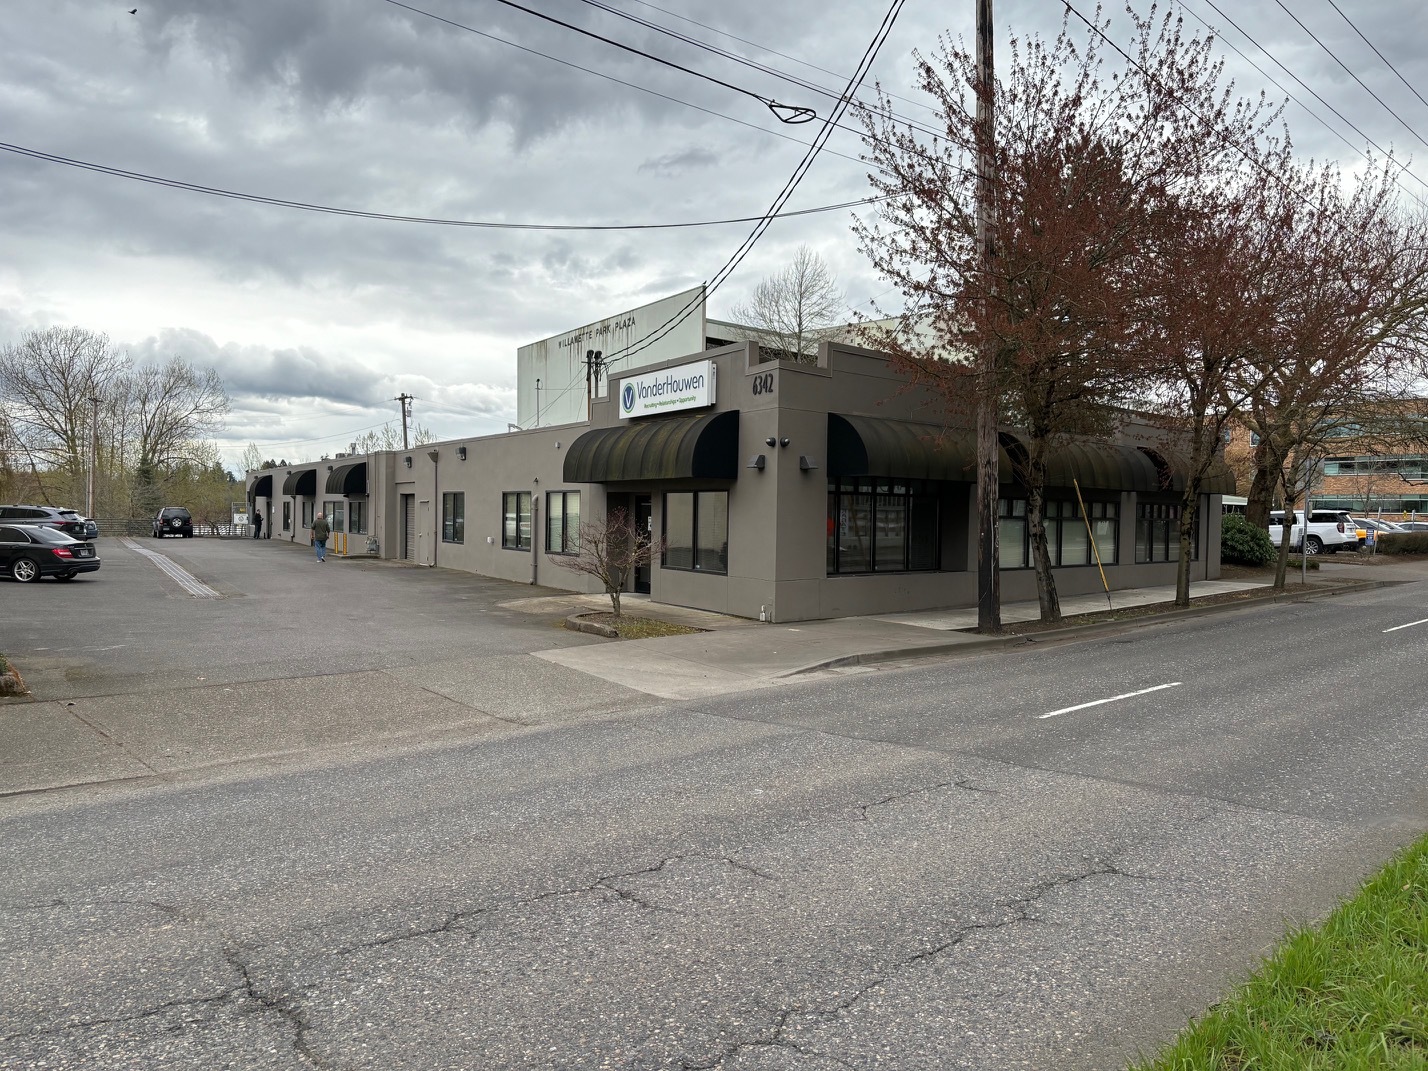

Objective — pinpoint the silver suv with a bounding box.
[1267,510,1357,555]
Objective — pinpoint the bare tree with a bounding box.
[0,327,129,504]
[728,245,845,362]
[551,506,662,618]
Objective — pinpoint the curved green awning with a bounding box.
[325,461,367,495]
[828,414,1010,481]
[563,410,739,482]
[248,474,273,500]
[282,469,317,496]
[1136,447,1238,495]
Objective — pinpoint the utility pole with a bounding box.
[87,394,99,519]
[395,393,413,450]
[974,0,1001,633]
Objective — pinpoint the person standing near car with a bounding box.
[311,512,330,562]
[253,509,263,540]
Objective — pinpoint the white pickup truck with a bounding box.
[1266,509,1358,555]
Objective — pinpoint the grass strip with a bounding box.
[1132,834,1428,1069]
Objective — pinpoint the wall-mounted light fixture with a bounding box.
[427,449,440,464]
[404,456,412,468]
[457,446,467,460]
[781,437,790,448]
[799,455,819,471]
[747,454,766,471]
[326,465,333,472]
[765,436,777,448]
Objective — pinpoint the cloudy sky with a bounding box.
[4,0,1427,471]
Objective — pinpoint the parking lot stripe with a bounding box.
[120,538,222,598]
[1382,617,1428,634]
[1038,681,1182,720]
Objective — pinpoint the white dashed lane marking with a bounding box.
[120,538,222,598]
[1038,682,1182,720]
[1382,617,1428,634]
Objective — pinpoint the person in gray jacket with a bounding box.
[311,513,330,562]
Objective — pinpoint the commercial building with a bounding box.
[247,303,1233,622]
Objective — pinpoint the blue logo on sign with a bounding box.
[622,383,635,412]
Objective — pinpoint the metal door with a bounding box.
[401,494,415,561]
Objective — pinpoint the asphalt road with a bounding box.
[2,540,1427,1070]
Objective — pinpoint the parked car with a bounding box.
[0,504,89,539]
[1353,517,1404,534]
[1394,520,1428,532]
[56,508,100,539]
[0,524,102,582]
[1266,509,1357,555]
[153,506,193,538]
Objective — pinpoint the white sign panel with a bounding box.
[618,359,716,419]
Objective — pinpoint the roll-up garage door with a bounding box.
[401,494,415,562]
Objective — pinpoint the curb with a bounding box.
[784,578,1400,677]
[564,613,619,639]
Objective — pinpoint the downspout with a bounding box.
[428,449,440,568]
[530,494,540,585]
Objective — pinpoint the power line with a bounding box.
[1268,0,1428,154]
[615,0,945,124]
[573,0,955,145]
[1060,0,1385,215]
[1174,0,1428,204]
[0,142,889,229]
[1320,0,1428,114]
[393,0,813,122]
[603,0,910,372]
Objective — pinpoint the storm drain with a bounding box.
[120,538,222,598]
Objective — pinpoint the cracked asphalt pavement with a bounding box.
[3,546,1428,1069]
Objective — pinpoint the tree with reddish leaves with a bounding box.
[855,7,1279,624]
[1233,162,1428,587]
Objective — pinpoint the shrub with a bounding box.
[1221,513,1276,566]
[1375,531,1428,555]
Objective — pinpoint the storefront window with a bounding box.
[349,500,367,535]
[502,492,531,550]
[827,479,939,574]
[323,500,346,533]
[302,500,313,528]
[663,491,728,574]
[547,491,580,554]
[1000,497,1117,568]
[1136,502,1197,562]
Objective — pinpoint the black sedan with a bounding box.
[0,524,102,582]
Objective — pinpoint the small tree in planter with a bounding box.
[552,506,663,618]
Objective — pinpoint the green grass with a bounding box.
[1132,835,1428,1070]
[582,613,703,640]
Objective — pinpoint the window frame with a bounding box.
[502,491,532,551]
[442,491,465,544]
[301,500,314,528]
[661,491,729,575]
[546,491,580,555]
[349,500,367,535]
[826,479,941,575]
[998,496,1119,569]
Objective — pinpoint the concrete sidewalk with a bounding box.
[533,578,1275,700]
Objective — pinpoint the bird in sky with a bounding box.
[128,7,137,13]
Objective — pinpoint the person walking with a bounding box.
[311,512,330,562]
[253,509,263,540]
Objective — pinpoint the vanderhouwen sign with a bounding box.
[618,359,717,419]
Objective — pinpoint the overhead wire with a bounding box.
[1173,0,1428,205]
[600,0,910,373]
[1320,0,1428,114]
[1267,0,1428,154]
[0,142,891,230]
[615,0,945,123]
[573,0,956,145]
[1060,0,1402,215]
[403,0,814,122]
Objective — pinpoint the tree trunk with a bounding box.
[1245,440,1280,529]
[1173,496,1198,607]
[1024,458,1061,624]
[609,586,621,618]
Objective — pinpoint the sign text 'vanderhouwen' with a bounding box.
[618,359,716,419]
